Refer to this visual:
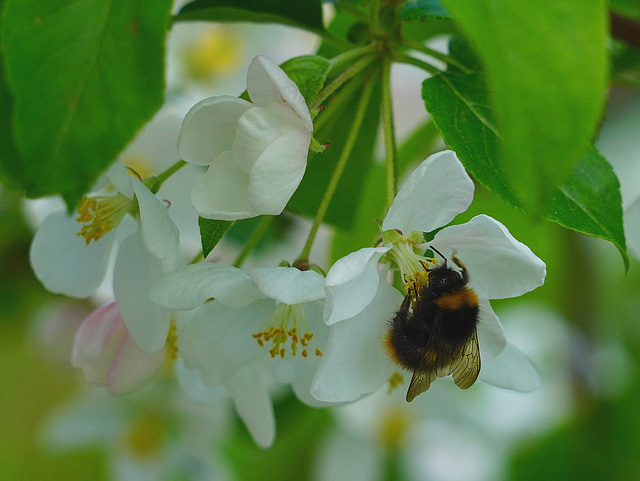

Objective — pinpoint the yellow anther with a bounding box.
[302,350,308,358]
[315,348,323,357]
[76,193,133,244]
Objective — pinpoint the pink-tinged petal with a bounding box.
[30,211,116,298]
[311,275,404,402]
[324,245,392,325]
[477,299,507,361]
[178,96,252,166]
[432,215,547,299]
[191,151,256,220]
[149,262,262,310]
[479,343,541,392]
[246,55,313,130]
[234,103,310,174]
[247,126,311,215]
[133,179,180,272]
[226,363,276,448]
[382,150,474,234]
[250,267,325,305]
[72,302,164,393]
[114,230,171,353]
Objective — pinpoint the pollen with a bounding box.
[252,303,321,359]
[76,193,134,244]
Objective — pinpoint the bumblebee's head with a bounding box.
[426,246,469,293]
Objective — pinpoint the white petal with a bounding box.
[113,230,171,353]
[191,151,256,220]
[105,161,134,199]
[274,301,332,407]
[29,211,116,298]
[324,245,391,325]
[432,215,547,299]
[250,267,325,304]
[382,150,474,234]
[311,275,403,402]
[226,363,276,448]
[149,262,262,310]
[175,358,226,403]
[479,342,541,392]
[178,300,272,386]
[247,125,311,215]
[178,95,252,166]
[234,103,309,174]
[246,55,313,130]
[133,179,180,272]
[477,299,506,361]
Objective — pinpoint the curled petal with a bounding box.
[30,211,116,298]
[312,274,403,402]
[477,299,507,361]
[191,151,255,220]
[105,161,135,199]
[247,125,311,215]
[178,96,252,166]
[133,179,180,272]
[246,55,313,130]
[382,150,474,234]
[72,302,164,393]
[479,343,541,392]
[250,267,325,304]
[432,215,546,299]
[324,245,392,325]
[149,262,263,310]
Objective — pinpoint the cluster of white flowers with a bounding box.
[30,56,546,447]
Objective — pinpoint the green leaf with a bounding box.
[288,69,381,228]
[440,0,609,214]
[422,70,521,208]
[198,217,234,258]
[398,1,451,20]
[423,58,627,268]
[280,55,330,104]
[175,0,324,33]
[547,148,629,270]
[0,27,21,189]
[1,0,172,206]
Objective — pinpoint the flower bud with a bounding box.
[72,302,164,393]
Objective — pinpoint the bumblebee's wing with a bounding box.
[406,369,438,402]
[451,329,480,389]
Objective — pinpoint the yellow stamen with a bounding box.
[76,193,134,244]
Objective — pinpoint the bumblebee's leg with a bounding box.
[451,254,469,284]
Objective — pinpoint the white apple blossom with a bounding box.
[149,264,330,411]
[178,55,313,220]
[29,161,180,353]
[312,150,546,403]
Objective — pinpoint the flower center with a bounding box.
[76,193,135,244]
[252,303,323,359]
[386,239,436,295]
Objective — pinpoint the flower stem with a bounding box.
[392,53,442,75]
[381,56,397,210]
[404,40,471,74]
[310,54,376,112]
[233,215,274,268]
[299,74,376,261]
[148,160,187,194]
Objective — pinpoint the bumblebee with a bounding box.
[386,246,480,402]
